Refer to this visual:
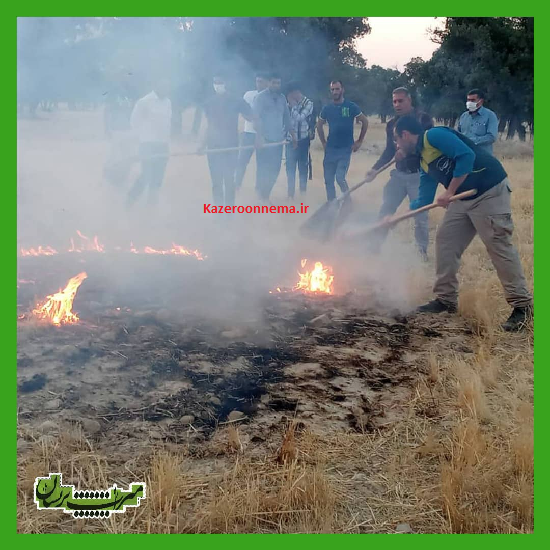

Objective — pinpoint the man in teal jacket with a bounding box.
[391,115,532,332]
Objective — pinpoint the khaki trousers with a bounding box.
[434,178,532,308]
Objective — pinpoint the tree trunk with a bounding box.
[517,123,526,142]
[506,116,518,140]
[380,114,387,124]
[498,118,507,133]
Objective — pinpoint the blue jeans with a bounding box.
[374,169,429,254]
[256,141,283,201]
[286,138,310,197]
[323,146,351,201]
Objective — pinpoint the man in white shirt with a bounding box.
[127,78,172,207]
[234,72,268,189]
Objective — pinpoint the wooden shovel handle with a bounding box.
[341,159,397,199]
[341,189,478,240]
[369,188,478,232]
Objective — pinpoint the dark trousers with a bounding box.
[127,142,169,206]
[372,170,429,254]
[256,142,284,201]
[323,146,351,201]
[207,150,237,206]
[235,132,256,188]
[286,138,310,197]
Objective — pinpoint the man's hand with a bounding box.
[394,148,406,161]
[352,140,363,153]
[436,189,455,208]
[255,136,265,149]
[379,215,396,227]
[364,169,378,183]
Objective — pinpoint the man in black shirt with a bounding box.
[365,87,433,259]
[200,75,253,207]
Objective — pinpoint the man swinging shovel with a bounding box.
[352,115,533,332]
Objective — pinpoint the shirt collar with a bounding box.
[470,106,485,116]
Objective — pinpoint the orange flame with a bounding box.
[69,230,105,253]
[294,259,334,294]
[141,243,205,261]
[19,233,205,260]
[32,272,87,325]
[20,245,58,257]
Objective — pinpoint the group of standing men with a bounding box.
[199,72,371,208]
[103,74,531,332]
[199,71,308,205]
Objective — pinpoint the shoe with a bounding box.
[417,299,457,314]
[502,306,533,332]
[419,250,429,263]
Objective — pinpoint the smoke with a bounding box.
[18,17,425,331]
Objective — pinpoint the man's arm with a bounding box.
[252,94,265,146]
[352,113,368,152]
[191,105,203,136]
[281,102,297,145]
[316,117,327,149]
[475,111,499,146]
[371,121,396,171]
[410,170,439,210]
[195,103,208,153]
[293,100,314,123]
[239,98,253,122]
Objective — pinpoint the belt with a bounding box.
[397,168,420,175]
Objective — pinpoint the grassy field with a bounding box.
[17,109,533,533]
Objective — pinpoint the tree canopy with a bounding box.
[17,17,533,138]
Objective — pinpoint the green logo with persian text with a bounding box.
[34,473,146,519]
[341,107,350,117]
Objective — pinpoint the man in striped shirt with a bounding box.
[285,81,314,199]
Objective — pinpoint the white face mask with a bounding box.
[466,100,479,112]
[213,84,226,94]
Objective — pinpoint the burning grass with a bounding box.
[17,115,533,533]
[20,230,205,260]
[31,272,87,326]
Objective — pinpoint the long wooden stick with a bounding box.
[345,188,478,238]
[319,158,396,208]
[197,141,287,156]
[107,140,287,167]
[343,158,396,197]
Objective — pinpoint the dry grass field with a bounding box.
[17,108,533,533]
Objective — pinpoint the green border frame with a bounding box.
[9,7,542,543]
